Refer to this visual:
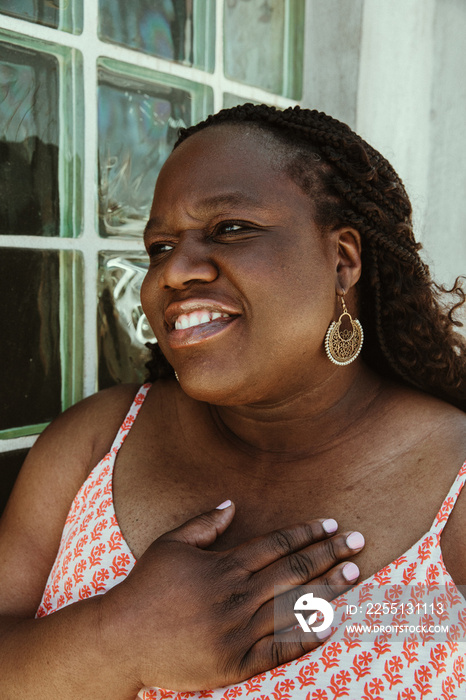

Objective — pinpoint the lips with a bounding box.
[164,298,242,348]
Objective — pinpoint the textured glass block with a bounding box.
[223,93,262,109]
[98,252,155,389]
[0,448,29,515]
[0,42,59,236]
[0,32,83,238]
[0,0,83,33]
[98,0,214,70]
[0,248,83,436]
[224,0,304,98]
[98,58,213,238]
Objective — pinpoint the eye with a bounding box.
[213,221,256,240]
[147,242,174,258]
[217,223,243,234]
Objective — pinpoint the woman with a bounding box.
[0,104,465,699]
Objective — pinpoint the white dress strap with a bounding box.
[108,383,152,454]
[430,459,466,534]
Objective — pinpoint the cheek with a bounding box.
[275,280,336,351]
[140,272,162,333]
[139,273,150,314]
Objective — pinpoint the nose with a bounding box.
[158,233,218,290]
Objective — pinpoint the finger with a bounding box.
[254,530,364,595]
[158,500,235,549]
[254,561,360,636]
[232,519,339,573]
[241,625,332,680]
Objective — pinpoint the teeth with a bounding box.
[174,311,231,330]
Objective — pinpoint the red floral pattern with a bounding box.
[36,387,466,698]
[35,386,151,617]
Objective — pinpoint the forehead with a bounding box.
[171,123,286,171]
[151,124,307,215]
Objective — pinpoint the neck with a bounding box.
[209,363,385,462]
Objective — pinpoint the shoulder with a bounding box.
[372,382,466,584]
[387,384,466,497]
[60,383,145,467]
[440,478,466,586]
[439,418,466,585]
[13,381,144,497]
[393,386,466,586]
[28,382,144,481]
[380,381,466,446]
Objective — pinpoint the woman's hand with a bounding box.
[103,501,364,693]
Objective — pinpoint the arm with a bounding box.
[0,596,139,699]
[0,385,142,698]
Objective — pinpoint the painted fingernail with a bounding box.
[216,500,232,510]
[322,518,338,534]
[316,627,333,640]
[346,531,365,550]
[342,562,360,581]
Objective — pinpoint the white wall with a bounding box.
[302,0,466,290]
[426,0,466,287]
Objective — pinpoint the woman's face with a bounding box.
[141,125,345,405]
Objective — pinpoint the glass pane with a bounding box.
[98,0,214,71]
[98,57,213,239]
[98,252,155,389]
[0,248,83,436]
[0,448,29,515]
[223,93,262,109]
[223,0,304,98]
[0,29,84,239]
[0,0,83,33]
[0,41,59,236]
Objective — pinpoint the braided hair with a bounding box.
[146,104,466,410]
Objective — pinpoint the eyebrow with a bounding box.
[143,191,267,241]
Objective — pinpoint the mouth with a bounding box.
[173,310,232,330]
[164,300,241,348]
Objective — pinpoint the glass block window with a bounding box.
[0,0,304,479]
[98,58,212,238]
[0,31,83,238]
[224,0,304,98]
[223,92,261,109]
[0,0,83,34]
[0,248,83,439]
[0,449,29,515]
[0,41,59,236]
[98,252,154,389]
[99,0,215,71]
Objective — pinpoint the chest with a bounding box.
[110,433,465,582]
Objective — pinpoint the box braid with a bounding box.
[146,104,466,410]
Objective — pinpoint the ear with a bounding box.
[334,227,362,294]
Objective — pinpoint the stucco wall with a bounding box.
[301,0,466,291]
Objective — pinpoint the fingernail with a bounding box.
[322,518,338,534]
[342,562,360,581]
[346,531,365,550]
[216,500,232,510]
[316,627,333,640]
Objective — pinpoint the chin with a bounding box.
[177,365,261,406]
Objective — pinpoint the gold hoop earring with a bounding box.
[324,296,363,366]
[174,370,179,382]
